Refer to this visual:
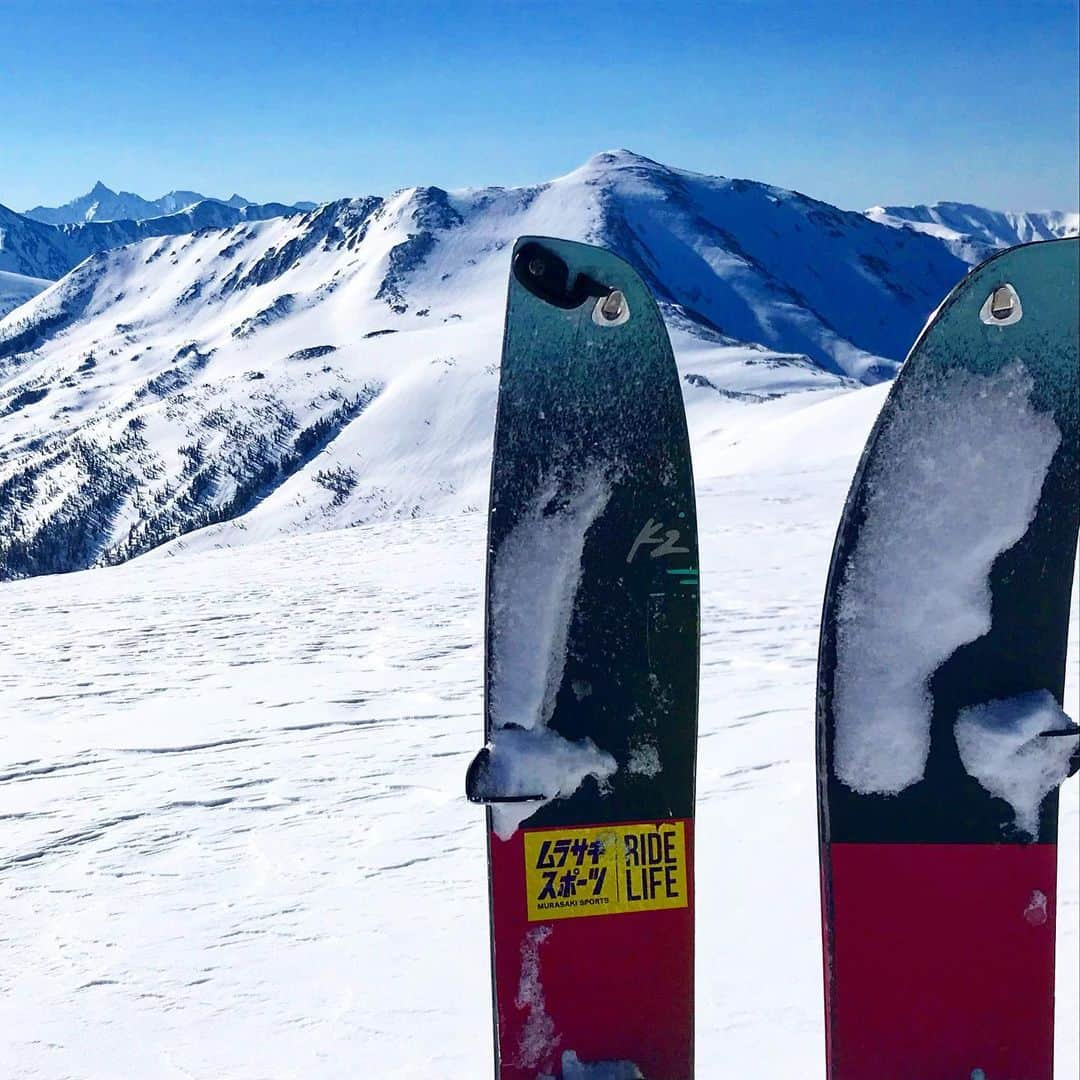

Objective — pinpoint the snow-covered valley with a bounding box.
[1,383,1077,1079]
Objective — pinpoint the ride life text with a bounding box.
[624,827,681,902]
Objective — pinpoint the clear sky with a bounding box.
[3,0,1078,213]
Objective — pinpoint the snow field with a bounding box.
[0,383,1076,1078]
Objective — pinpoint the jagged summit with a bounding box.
[22,182,310,226]
[25,181,208,225]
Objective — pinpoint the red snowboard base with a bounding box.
[488,819,694,1080]
[823,842,1059,1080]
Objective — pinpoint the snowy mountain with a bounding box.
[0,270,51,319]
[0,199,308,282]
[866,201,1079,264]
[0,150,978,581]
[23,180,316,225]
[2,384,1076,1077]
[0,150,974,580]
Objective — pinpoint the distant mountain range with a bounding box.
[0,150,1076,579]
[0,199,309,282]
[24,180,316,226]
[2,173,1075,318]
[866,201,1079,263]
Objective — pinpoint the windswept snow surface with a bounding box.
[832,361,1061,795]
[1,384,1076,1078]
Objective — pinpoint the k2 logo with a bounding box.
[626,518,690,564]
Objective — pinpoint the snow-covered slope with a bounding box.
[866,201,1079,264]
[0,199,307,281]
[0,270,51,319]
[23,180,316,225]
[1,383,1075,1078]
[0,151,971,580]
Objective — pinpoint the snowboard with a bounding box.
[466,237,699,1080]
[817,237,1080,1080]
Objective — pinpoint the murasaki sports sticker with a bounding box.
[523,821,687,921]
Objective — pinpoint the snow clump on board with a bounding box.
[955,690,1078,838]
[833,361,1060,794]
[482,467,617,837]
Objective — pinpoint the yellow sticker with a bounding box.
[523,821,688,921]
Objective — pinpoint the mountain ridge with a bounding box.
[866,200,1078,263]
[0,198,311,281]
[0,149,1059,581]
[24,180,316,225]
[5,156,1075,289]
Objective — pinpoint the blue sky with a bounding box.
[3,0,1078,212]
